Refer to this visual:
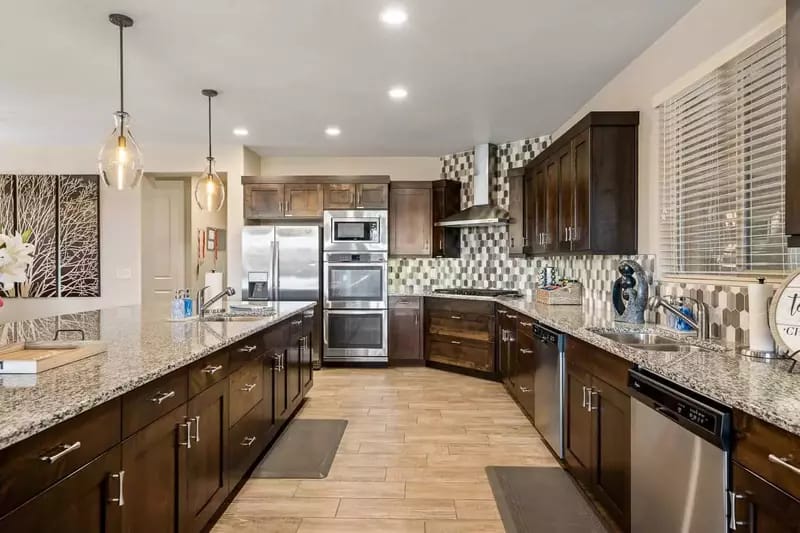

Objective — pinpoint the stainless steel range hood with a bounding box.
[436,143,509,228]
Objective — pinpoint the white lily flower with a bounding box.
[0,232,35,285]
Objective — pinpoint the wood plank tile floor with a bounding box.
[213,367,560,533]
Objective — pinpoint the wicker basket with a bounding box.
[535,282,583,305]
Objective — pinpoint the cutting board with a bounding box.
[0,341,108,374]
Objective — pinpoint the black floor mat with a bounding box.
[250,419,348,479]
[486,466,608,533]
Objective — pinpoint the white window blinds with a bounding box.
[659,27,800,276]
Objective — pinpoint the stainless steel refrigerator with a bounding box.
[242,225,321,364]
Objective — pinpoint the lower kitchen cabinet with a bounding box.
[301,308,315,394]
[389,296,423,362]
[0,445,123,533]
[287,317,304,407]
[425,298,495,374]
[514,322,536,418]
[731,462,800,532]
[565,359,593,485]
[185,378,229,532]
[121,404,188,533]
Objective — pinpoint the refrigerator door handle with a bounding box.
[275,241,281,301]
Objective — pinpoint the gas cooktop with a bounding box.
[433,288,522,298]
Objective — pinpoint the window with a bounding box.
[659,27,800,277]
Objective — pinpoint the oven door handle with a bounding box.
[324,262,387,267]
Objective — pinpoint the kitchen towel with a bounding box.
[204,271,224,312]
[748,280,775,352]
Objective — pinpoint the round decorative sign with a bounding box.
[769,268,800,354]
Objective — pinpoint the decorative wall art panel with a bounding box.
[58,175,100,297]
[0,174,101,298]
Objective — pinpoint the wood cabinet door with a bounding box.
[533,165,548,254]
[508,169,526,255]
[272,348,289,425]
[515,331,536,418]
[357,183,389,208]
[590,376,630,531]
[390,187,432,256]
[497,308,511,383]
[565,360,593,485]
[0,445,123,533]
[523,165,536,255]
[287,318,304,408]
[571,129,591,251]
[389,307,422,360]
[284,184,323,218]
[557,143,574,252]
[731,462,800,533]
[544,156,560,253]
[121,405,187,533]
[185,379,229,533]
[323,184,356,209]
[431,181,461,258]
[244,184,284,219]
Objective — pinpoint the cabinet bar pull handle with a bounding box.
[292,319,302,326]
[238,345,257,353]
[192,415,201,443]
[450,315,461,319]
[498,309,507,315]
[768,454,800,476]
[728,491,749,529]
[520,348,533,354]
[520,386,531,393]
[240,383,257,392]
[587,389,598,412]
[109,470,125,506]
[150,390,176,405]
[450,340,461,345]
[202,364,223,375]
[507,314,518,319]
[520,321,533,327]
[179,419,192,448]
[581,386,587,408]
[241,436,257,447]
[40,441,81,463]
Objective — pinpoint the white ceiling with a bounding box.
[1,0,698,156]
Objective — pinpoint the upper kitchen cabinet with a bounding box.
[525,111,639,256]
[242,180,322,219]
[323,181,389,209]
[788,0,800,245]
[507,168,526,255]
[389,182,432,256]
[431,179,462,258]
[244,183,284,219]
[284,184,323,217]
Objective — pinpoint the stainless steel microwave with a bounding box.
[323,210,388,252]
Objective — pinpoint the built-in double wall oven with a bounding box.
[323,210,388,363]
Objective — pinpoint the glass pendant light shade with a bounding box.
[195,157,225,212]
[98,112,144,190]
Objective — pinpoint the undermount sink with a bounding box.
[593,332,677,345]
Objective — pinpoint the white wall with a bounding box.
[552,0,784,266]
[259,156,441,180]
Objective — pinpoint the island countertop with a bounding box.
[0,301,315,451]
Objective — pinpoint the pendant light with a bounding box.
[195,89,225,212]
[98,13,144,190]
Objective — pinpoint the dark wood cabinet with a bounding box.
[524,111,638,256]
[121,405,187,533]
[284,184,323,217]
[497,307,517,386]
[514,322,536,418]
[389,296,423,361]
[390,183,432,256]
[323,183,356,209]
[185,379,229,533]
[565,359,593,485]
[787,0,800,245]
[301,308,315,394]
[244,184,284,219]
[731,462,800,533]
[287,317,304,408]
[425,298,495,374]
[508,168,526,255]
[432,179,461,258]
[324,183,389,209]
[0,446,123,533]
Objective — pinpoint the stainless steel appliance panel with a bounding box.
[276,226,320,301]
[323,252,387,309]
[241,226,275,300]
[324,210,388,251]
[323,309,387,362]
[532,323,566,459]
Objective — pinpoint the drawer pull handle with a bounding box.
[40,441,81,463]
[768,454,800,476]
[179,419,192,449]
[520,321,533,327]
[498,309,507,315]
[240,383,257,392]
[150,390,176,405]
[292,319,303,326]
[202,364,223,375]
[507,314,518,319]
[587,389,598,412]
[109,470,125,506]
[450,315,462,320]
[241,436,257,447]
[520,348,533,354]
[450,340,461,345]
[238,345,257,353]
[520,386,531,393]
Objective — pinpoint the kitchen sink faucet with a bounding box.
[197,286,236,319]
[647,295,710,340]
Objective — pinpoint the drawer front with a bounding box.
[122,368,188,437]
[427,334,494,372]
[566,336,630,392]
[734,410,800,500]
[189,350,230,397]
[0,398,121,518]
[302,307,315,337]
[263,321,288,354]
[428,310,494,343]
[426,297,494,315]
[229,401,264,485]
[229,334,266,373]
[515,315,536,338]
[390,296,422,310]
[229,360,264,427]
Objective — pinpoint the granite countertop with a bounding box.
[392,289,800,437]
[0,301,315,450]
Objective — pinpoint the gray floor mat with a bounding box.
[251,419,348,479]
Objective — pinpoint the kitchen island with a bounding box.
[0,301,316,532]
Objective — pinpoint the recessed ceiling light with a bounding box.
[325,126,341,137]
[388,86,408,100]
[233,127,249,136]
[380,7,407,26]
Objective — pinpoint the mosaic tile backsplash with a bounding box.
[388,134,758,345]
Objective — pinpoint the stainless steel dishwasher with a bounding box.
[532,322,566,459]
[629,368,731,533]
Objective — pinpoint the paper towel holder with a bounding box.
[754,271,800,364]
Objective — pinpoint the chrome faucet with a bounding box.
[647,295,710,340]
[197,286,235,319]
